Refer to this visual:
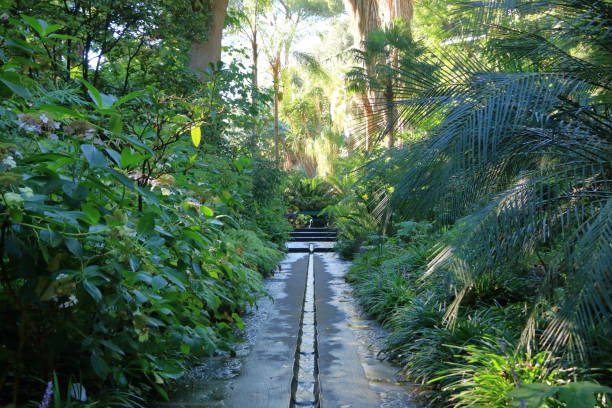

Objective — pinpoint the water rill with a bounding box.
[291,244,320,407]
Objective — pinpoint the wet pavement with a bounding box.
[159,244,420,408]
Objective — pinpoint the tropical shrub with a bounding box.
[342,0,611,405]
[0,13,286,407]
[434,340,563,407]
[284,173,338,212]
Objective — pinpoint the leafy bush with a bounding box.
[284,174,338,211]
[508,381,612,408]
[434,339,562,407]
[0,14,287,406]
[226,229,284,275]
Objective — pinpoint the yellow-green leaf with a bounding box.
[191,126,201,147]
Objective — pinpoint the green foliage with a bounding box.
[293,213,312,227]
[226,229,284,275]
[0,12,287,407]
[341,0,611,405]
[284,174,338,211]
[360,0,612,364]
[435,340,562,407]
[508,381,612,408]
[346,223,611,406]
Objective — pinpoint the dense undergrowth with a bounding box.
[334,0,612,406]
[0,6,289,407]
[347,221,611,407]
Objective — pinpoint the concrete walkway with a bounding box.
[161,240,418,408]
[230,247,418,407]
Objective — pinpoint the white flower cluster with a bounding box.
[1,155,16,169]
[16,113,61,137]
[59,294,78,308]
[3,187,34,207]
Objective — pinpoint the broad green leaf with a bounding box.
[120,148,147,168]
[21,15,44,36]
[137,213,156,235]
[157,360,184,380]
[42,23,63,36]
[90,351,109,379]
[191,126,201,147]
[151,275,167,290]
[48,33,80,41]
[557,382,612,408]
[80,78,102,107]
[82,280,102,303]
[508,383,558,408]
[110,114,123,134]
[106,168,136,189]
[80,144,108,168]
[201,206,214,217]
[0,72,31,98]
[154,384,169,401]
[105,148,122,166]
[162,270,186,290]
[183,229,210,247]
[35,104,79,117]
[129,257,139,272]
[100,93,118,108]
[65,238,83,257]
[114,90,143,107]
[4,38,36,54]
[82,203,101,225]
[117,134,154,156]
[9,207,23,223]
[136,272,153,284]
[232,313,245,330]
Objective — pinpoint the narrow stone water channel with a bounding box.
[290,244,319,407]
[158,233,420,408]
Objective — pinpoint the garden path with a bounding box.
[160,230,419,407]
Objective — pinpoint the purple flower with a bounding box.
[39,381,53,408]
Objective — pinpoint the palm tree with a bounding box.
[362,0,611,362]
[346,22,426,149]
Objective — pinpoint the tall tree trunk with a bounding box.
[359,92,376,152]
[251,31,258,90]
[248,25,260,152]
[272,58,280,164]
[344,0,413,150]
[189,0,230,77]
[384,78,395,148]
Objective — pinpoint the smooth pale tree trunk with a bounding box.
[249,27,260,150]
[251,32,258,90]
[189,0,230,77]
[271,56,281,164]
[344,0,413,150]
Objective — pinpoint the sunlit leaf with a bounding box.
[201,206,214,217]
[191,126,202,147]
